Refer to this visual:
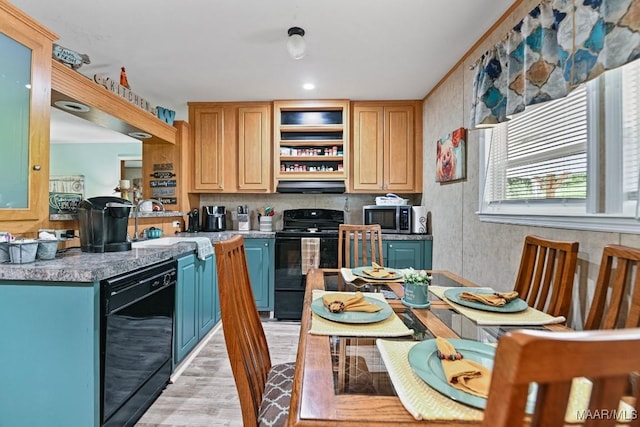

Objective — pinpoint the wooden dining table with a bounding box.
[287,268,568,426]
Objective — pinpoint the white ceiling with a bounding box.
[11,0,514,142]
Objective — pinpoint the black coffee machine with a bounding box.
[202,206,226,231]
[187,208,200,233]
[77,196,132,252]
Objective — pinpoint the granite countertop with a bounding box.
[0,230,275,283]
[0,229,429,283]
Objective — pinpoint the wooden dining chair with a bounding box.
[513,235,579,318]
[214,235,294,427]
[584,244,640,330]
[483,328,640,427]
[335,224,385,290]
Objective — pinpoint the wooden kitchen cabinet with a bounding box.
[0,2,56,229]
[273,100,349,185]
[188,102,272,193]
[384,239,432,270]
[350,101,423,193]
[175,252,218,365]
[244,238,274,311]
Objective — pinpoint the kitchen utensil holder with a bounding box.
[259,216,273,232]
[238,214,249,231]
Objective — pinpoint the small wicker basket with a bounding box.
[9,240,38,264]
[37,239,59,260]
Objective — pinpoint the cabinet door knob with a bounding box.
[33,165,41,171]
[264,243,268,246]
[389,244,393,248]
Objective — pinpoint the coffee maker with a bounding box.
[78,196,133,252]
[202,206,226,231]
[187,208,200,233]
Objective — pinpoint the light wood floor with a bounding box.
[136,320,301,427]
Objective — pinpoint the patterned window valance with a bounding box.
[470,0,640,129]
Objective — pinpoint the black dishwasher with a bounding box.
[100,259,176,427]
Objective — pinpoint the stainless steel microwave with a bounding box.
[363,205,412,234]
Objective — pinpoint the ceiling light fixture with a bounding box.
[54,100,91,113]
[287,27,306,60]
[303,83,315,90]
[128,131,152,139]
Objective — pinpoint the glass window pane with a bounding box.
[0,33,31,209]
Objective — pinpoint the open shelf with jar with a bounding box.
[274,100,349,182]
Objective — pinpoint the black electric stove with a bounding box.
[274,208,344,320]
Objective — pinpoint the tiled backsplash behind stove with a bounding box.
[199,193,422,231]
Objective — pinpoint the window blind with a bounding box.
[622,60,640,204]
[485,85,588,203]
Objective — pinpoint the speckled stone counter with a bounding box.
[383,233,432,241]
[0,230,275,283]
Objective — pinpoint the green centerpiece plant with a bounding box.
[402,269,432,308]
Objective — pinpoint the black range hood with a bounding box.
[276,180,346,194]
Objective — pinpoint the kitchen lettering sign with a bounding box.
[92,74,176,125]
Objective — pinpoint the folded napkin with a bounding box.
[459,290,519,307]
[435,337,492,398]
[322,291,382,313]
[341,268,404,284]
[363,262,394,279]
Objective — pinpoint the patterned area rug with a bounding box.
[136,319,301,427]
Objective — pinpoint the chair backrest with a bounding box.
[338,224,384,269]
[513,235,579,318]
[483,328,640,427]
[214,235,271,427]
[584,244,640,330]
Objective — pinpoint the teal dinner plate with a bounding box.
[352,266,402,280]
[311,295,393,323]
[444,287,528,313]
[408,338,536,412]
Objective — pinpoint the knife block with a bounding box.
[237,214,249,231]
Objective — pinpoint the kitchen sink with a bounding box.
[131,237,187,248]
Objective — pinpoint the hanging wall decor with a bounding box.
[436,127,467,183]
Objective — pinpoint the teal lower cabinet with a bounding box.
[244,238,274,311]
[384,239,433,270]
[0,280,101,427]
[175,252,218,365]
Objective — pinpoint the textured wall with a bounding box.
[422,0,640,329]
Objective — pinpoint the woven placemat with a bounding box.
[376,339,483,421]
[430,286,566,326]
[309,290,413,337]
[376,339,634,423]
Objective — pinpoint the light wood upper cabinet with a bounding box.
[0,2,56,229]
[238,104,271,191]
[188,102,272,193]
[350,101,422,193]
[190,105,225,191]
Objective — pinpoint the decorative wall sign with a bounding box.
[158,197,177,205]
[152,188,175,197]
[149,172,176,179]
[93,74,154,114]
[49,192,82,214]
[150,179,177,188]
[153,163,174,171]
[156,107,176,125]
[436,127,467,183]
[52,44,90,70]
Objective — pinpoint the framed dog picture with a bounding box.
[436,127,467,183]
